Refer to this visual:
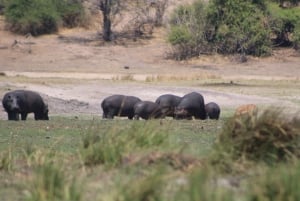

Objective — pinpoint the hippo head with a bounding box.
[174,107,192,120]
[36,104,49,120]
[5,93,20,112]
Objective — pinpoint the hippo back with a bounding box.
[134,101,162,120]
[176,92,206,120]
[101,94,141,118]
[155,94,182,117]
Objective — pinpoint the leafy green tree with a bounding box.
[206,0,272,56]
[168,1,209,60]
[168,0,272,59]
[4,0,85,35]
[267,2,300,48]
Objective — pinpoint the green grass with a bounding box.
[0,118,220,201]
[0,110,300,201]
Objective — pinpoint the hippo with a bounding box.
[174,92,206,120]
[155,94,182,118]
[2,90,49,121]
[101,94,141,119]
[134,101,163,120]
[205,102,221,120]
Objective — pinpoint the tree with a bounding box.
[99,0,120,41]
[98,0,168,41]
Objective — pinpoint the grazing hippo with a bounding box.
[2,90,49,121]
[174,92,206,120]
[134,101,163,120]
[205,102,221,120]
[101,94,141,119]
[155,94,182,118]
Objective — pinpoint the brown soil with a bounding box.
[0,13,300,120]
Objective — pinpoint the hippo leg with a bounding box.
[8,112,19,120]
[106,111,115,119]
[21,113,28,120]
[128,115,134,120]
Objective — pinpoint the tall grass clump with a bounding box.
[26,162,82,201]
[117,169,166,201]
[5,0,85,35]
[0,150,13,172]
[246,162,300,201]
[81,121,170,168]
[173,169,234,201]
[211,107,300,172]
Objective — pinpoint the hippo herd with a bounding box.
[101,91,220,120]
[1,90,221,121]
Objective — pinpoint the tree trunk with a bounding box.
[100,0,112,41]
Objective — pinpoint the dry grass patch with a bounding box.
[145,73,220,82]
[122,152,203,172]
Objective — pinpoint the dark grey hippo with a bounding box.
[174,92,206,120]
[155,94,182,118]
[2,90,49,120]
[101,94,141,119]
[205,102,221,120]
[134,101,163,120]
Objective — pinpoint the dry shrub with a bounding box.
[212,107,300,170]
[122,152,202,172]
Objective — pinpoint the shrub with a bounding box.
[52,0,86,28]
[0,0,8,15]
[211,108,300,172]
[267,2,300,48]
[206,0,272,56]
[168,1,209,60]
[5,0,60,35]
[4,0,85,35]
[167,0,272,59]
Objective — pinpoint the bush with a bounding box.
[168,1,209,60]
[4,0,85,35]
[52,0,86,28]
[267,2,300,48]
[168,0,272,60]
[0,0,8,15]
[206,0,272,56]
[210,108,300,172]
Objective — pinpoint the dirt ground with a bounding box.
[0,12,300,120]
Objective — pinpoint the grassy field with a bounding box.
[0,118,222,201]
[1,108,300,201]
